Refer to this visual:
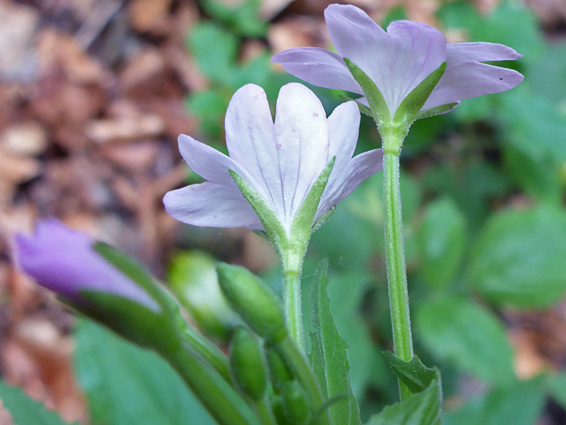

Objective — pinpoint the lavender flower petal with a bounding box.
[324,4,387,62]
[272,5,523,117]
[318,149,384,221]
[178,134,246,187]
[325,5,446,114]
[15,220,158,310]
[446,42,522,62]
[164,183,262,229]
[271,48,361,94]
[326,100,360,179]
[423,43,524,110]
[273,83,329,226]
[164,83,382,234]
[224,84,282,218]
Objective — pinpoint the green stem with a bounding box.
[281,246,305,351]
[180,326,232,384]
[382,150,414,401]
[253,398,277,425]
[163,341,253,425]
[276,337,331,425]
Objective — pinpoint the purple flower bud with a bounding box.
[272,4,523,116]
[15,219,159,311]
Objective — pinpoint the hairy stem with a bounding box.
[281,246,305,351]
[383,149,414,401]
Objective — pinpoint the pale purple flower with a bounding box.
[272,4,523,116]
[163,83,383,232]
[15,220,158,311]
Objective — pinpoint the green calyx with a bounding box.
[229,158,336,255]
[230,326,268,400]
[392,62,447,126]
[217,263,288,342]
[344,58,391,125]
[345,58,447,154]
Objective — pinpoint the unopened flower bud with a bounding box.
[265,343,293,393]
[281,381,311,424]
[15,219,158,311]
[217,263,287,342]
[229,326,267,400]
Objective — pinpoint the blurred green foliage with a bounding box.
[70,0,566,424]
[74,320,216,425]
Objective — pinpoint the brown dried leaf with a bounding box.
[0,122,47,156]
[0,1,39,81]
[269,16,329,54]
[128,0,173,34]
[526,0,566,26]
[86,114,164,144]
[2,320,87,423]
[30,75,107,129]
[100,141,161,171]
[0,148,41,184]
[120,48,167,93]
[36,29,110,85]
[259,0,294,19]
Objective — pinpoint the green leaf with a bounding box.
[74,319,216,425]
[417,198,466,289]
[503,145,564,204]
[499,87,566,162]
[438,1,544,66]
[415,295,515,386]
[366,372,442,425]
[393,63,446,125]
[530,42,566,104]
[0,379,77,425]
[467,205,566,308]
[382,353,437,394]
[186,89,227,138]
[310,260,362,425]
[187,22,238,84]
[546,373,566,409]
[344,58,390,123]
[444,377,545,425]
[201,0,266,37]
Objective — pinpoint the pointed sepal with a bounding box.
[393,62,447,126]
[415,102,459,120]
[290,158,335,245]
[344,58,390,124]
[229,169,286,247]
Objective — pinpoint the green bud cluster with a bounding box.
[230,327,268,400]
[264,344,293,393]
[280,381,311,424]
[217,263,332,425]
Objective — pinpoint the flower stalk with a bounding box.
[382,147,414,401]
[280,243,307,350]
[163,340,254,425]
